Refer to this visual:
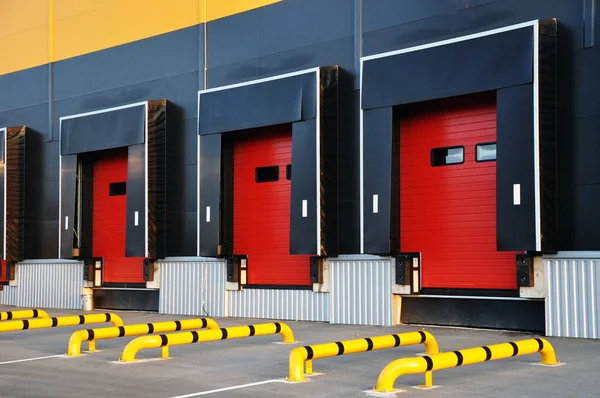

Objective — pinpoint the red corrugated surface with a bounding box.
[92,148,144,283]
[233,125,310,286]
[400,93,517,290]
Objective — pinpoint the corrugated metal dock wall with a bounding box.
[158,256,396,326]
[0,261,85,309]
[158,260,227,317]
[545,253,600,339]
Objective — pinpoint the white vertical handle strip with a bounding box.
[373,194,378,214]
[134,211,139,226]
[206,206,211,223]
[513,184,521,205]
[302,200,308,218]
[64,216,69,230]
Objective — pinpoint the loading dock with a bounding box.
[58,101,168,310]
[198,67,339,288]
[233,125,310,286]
[399,93,518,291]
[360,20,558,330]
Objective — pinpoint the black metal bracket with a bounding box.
[516,253,534,287]
[143,258,157,282]
[310,256,326,284]
[6,261,16,281]
[394,252,421,293]
[227,255,247,284]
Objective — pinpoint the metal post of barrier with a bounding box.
[120,322,295,362]
[0,313,123,333]
[374,337,560,392]
[0,309,50,321]
[66,318,220,356]
[287,330,438,382]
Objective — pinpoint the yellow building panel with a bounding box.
[0,0,282,75]
[52,0,202,61]
[206,0,281,21]
[0,0,49,75]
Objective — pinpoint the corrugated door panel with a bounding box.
[92,148,144,283]
[233,125,310,286]
[400,93,517,290]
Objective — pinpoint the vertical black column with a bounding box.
[126,143,146,257]
[362,106,393,254]
[496,85,536,251]
[60,154,77,259]
[198,134,222,257]
[290,120,318,254]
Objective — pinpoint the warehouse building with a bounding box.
[0,0,598,339]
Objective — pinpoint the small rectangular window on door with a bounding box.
[255,166,279,183]
[476,143,497,162]
[286,164,292,180]
[109,182,127,196]
[431,146,464,166]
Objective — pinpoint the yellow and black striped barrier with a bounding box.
[0,313,123,333]
[66,317,220,356]
[0,309,50,321]
[287,330,439,382]
[120,322,295,362]
[374,337,560,392]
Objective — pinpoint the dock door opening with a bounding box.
[233,125,310,286]
[399,93,518,290]
[92,148,144,284]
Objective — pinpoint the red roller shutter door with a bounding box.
[400,93,517,290]
[233,125,310,286]
[92,148,144,283]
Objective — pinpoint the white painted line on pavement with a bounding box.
[0,355,63,365]
[170,379,285,397]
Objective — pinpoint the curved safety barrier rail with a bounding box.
[374,337,560,392]
[66,317,220,356]
[0,313,124,333]
[0,309,50,321]
[287,330,439,382]
[120,322,295,362]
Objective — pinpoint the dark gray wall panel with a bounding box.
[59,155,77,259]
[61,105,145,155]
[207,0,353,68]
[0,65,49,111]
[167,164,197,213]
[0,105,49,141]
[559,184,600,250]
[53,26,201,100]
[53,71,199,130]
[125,144,146,257]
[198,134,221,257]
[566,114,600,186]
[166,211,197,256]
[182,118,199,165]
[290,120,318,254]
[362,27,533,110]
[363,0,582,56]
[199,73,314,135]
[207,36,354,88]
[496,85,536,251]
[363,0,498,33]
[362,107,393,254]
[573,46,600,118]
[25,221,58,259]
